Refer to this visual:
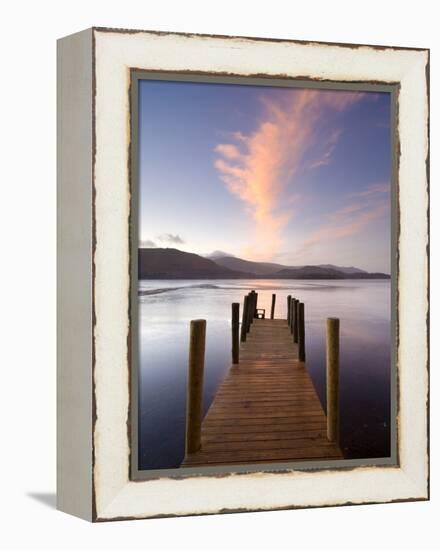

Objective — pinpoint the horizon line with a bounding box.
[138,246,390,275]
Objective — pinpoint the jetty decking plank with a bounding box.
[181,318,343,467]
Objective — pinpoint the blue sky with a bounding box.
[138,79,391,273]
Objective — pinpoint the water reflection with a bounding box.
[138,279,391,470]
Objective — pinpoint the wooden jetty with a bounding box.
[182,295,343,467]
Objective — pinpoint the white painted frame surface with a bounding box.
[60,28,429,521]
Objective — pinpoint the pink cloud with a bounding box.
[214,89,365,260]
[214,143,240,160]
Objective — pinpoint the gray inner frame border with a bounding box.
[129,70,399,481]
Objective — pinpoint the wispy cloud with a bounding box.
[140,239,157,248]
[157,233,185,245]
[349,182,390,198]
[309,129,342,169]
[214,89,365,259]
[294,182,390,258]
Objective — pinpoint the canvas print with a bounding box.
[134,77,393,472]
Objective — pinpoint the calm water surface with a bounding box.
[138,279,391,470]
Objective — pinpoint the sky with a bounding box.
[138,79,392,273]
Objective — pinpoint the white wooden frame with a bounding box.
[57,27,429,521]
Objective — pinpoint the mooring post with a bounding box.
[298,302,306,362]
[232,302,240,364]
[287,295,292,324]
[294,299,299,343]
[248,291,255,325]
[326,318,340,443]
[291,298,297,339]
[250,290,257,320]
[185,319,206,456]
[247,292,254,332]
[290,297,295,334]
[270,293,276,319]
[240,295,249,342]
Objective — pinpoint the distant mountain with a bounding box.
[271,266,389,279]
[138,248,252,279]
[317,264,367,275]
[138,248,390,279]
[205,250,233,260]
[347,272,391,279]
[213,255,286,275]
[213,255,373,277]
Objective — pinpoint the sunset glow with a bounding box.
[139,80,391,272]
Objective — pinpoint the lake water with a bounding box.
[138,279,391,471]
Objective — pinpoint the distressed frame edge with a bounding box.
[92,25,430,53]
[88,29,429,521]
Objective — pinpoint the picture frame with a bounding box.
[57,27,429,521]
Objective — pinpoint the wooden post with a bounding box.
[248,291,254,325]
[289,298,295,334]
[240,295,249,342]
[249,290,257,320]
[298,302,305,362]
[232,303,240,364]
[293,299,299,343]
[326,318,340,443]
[287,295,292,324]
[185,319,206,456]
[247,292,254,332]
[270,293,276,319]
